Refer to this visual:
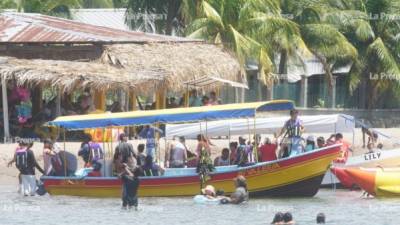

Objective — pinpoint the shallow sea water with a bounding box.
[1,185,399,225]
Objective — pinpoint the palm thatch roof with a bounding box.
[100,43,243,91]
[0,57,164,92]
[0,43,242,93]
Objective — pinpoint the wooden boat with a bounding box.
[344,168,400,197]
[42,145,340,197]
[42,100,340,197]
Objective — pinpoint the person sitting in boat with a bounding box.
[276,109,305,157]
[114,133,137,174]
[137,144,146,167]
[214,148,230,166]
[142,155,164,176]
[317,136,326,148]
[78,134,92,166]
[258,137,278,162]
[42,139,63,176]
[234,137,247,165]
[87,161,102,177]
[327,133,352,163]
[78,134,104,168]
[167,136,188,168]
[220,175,248,204]
[304,135,316,152]
[229,142,238,165]
[196,134,212,160]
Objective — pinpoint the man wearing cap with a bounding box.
[277,109,305,157]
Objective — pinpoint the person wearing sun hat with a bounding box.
[201,185,216,198]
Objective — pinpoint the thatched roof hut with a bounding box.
[101,43,242,91]
[0,57,164,92]
[0,13,243,92]
[0,42,241,93]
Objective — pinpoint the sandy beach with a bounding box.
[1,128,399,185]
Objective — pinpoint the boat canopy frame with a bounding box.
[48,100,294,130]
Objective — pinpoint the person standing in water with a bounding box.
[220,175,249,204]
[119,163,141,210]
[9,140,45,196]
[277,109,304,157]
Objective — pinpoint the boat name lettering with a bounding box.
[243,163,280,176]
[364,152,381,161]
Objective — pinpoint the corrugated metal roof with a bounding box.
[0,13,199,43]
[71,8,129,31]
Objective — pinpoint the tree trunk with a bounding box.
[196,0,203,17]
[367,80,379,109]
[165,0,179,35]
[278,50,287,75]
[278,50,288,99]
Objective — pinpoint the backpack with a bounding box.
[89,142,104,162]
[15,148,28,170]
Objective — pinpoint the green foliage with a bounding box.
[0,0,17,9]
[81,0,114,8]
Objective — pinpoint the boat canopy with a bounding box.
[166,114,355,139]
[49,100,294,130]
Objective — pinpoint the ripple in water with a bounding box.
[1,185,399,225]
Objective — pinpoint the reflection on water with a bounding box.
[1,185,399,225]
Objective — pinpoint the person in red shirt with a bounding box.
[258,137,278,162]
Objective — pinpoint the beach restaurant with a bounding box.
[0,13,244,141]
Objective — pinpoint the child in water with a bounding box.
[119,163,141,210]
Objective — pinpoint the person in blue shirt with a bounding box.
[138,125,163,160]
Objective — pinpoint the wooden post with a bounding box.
[266,82,274,100]
[32,86,42,117]
[56,88,61,117]
[300,76,308,108]
[155,88,166,109]
[331,77,337,109]
[1,76,10,142]
[94,90,106,111]
[154,88,166,163]
[130,91,137,111]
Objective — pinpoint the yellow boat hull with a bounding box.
[42,145,340,198]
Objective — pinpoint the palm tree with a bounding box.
[187,0,277,85]
[8,0,81,18]
[321,0,400,108]
[187,0,357,93]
